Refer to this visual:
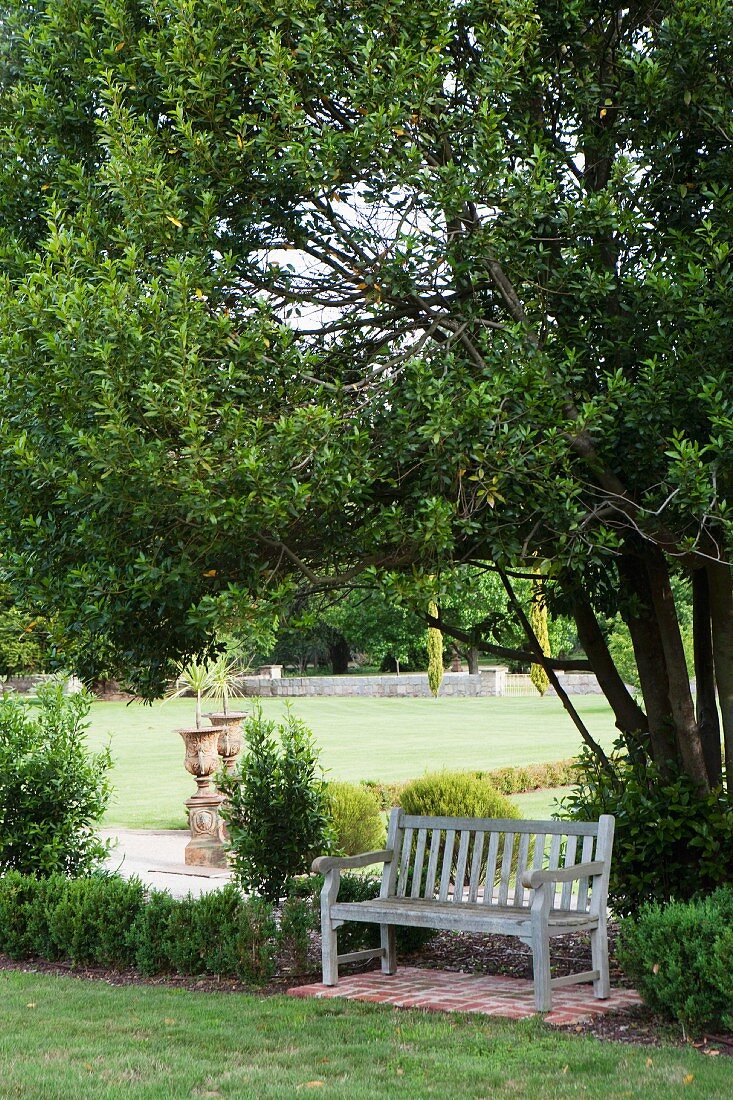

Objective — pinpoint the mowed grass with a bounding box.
[85,696,616,829]
[0,971,724,1100]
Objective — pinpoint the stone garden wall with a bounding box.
[238,668,609,698]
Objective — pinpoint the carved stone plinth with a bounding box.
[185,781,228,868]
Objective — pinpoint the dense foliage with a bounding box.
[325,780,385,855]
[0,871,277,982]
[0,684,112,876]
[219,704,333,900]
[563,742,733,915]
[0,1,732,818]
[399,771,520,821]
[618,886,733,1034]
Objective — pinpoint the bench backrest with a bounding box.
[380,810,614,914]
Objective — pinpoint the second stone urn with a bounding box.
[177,725,227,868]
[206,711,247,772]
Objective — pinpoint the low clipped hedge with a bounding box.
[362,759,577,809]
[618,886,733,1034]
[0,871,276,982]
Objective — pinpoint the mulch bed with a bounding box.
[3,926,731,1057]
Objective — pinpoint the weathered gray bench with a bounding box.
[312,810,615,1011]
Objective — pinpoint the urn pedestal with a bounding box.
[177,726,228,868]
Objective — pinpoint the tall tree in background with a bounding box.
[0,2,732,800]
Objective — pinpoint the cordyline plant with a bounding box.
[1,0,733,830]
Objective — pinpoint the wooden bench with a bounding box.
[312,810,615,1012]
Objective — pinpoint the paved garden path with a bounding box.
[101,828,230,898]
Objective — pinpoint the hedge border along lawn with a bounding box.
[0,970,728,1100]
[84,695,616,828]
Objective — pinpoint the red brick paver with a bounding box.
[287,968,642,1026]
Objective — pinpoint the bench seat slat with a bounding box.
[331,897,599,937]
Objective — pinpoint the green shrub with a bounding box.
[561,741,733,916]
[360,778,406,810]
[326,781,385,855]
[219,703,333,901]
[399,770,520,820]
[0,872,277,983]
[0,684,112,876]
[0,871,67,960]
[618,887,733,1034]
[278,893,319,975]
[49,874,145,967]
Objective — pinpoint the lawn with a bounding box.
[0,971,724,1100]
[85,696,616,829]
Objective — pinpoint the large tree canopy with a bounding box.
[1,1,733,792]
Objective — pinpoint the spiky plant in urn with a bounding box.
[205,655,247,772]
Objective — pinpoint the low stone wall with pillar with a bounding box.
[239,667,510,698]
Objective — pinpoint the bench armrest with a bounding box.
[521,860,606,890]
[311,850,393,874]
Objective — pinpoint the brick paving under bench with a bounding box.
[287,968,642,1026]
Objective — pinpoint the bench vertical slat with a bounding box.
[532,833,547,872]
[576,834,595,912]
[424,829,442,898]
[467,831,485,902]
[396,827,414,897]
[497,832,516,906]
[380,808,402,899]
[548,833,563,908]
[452,830,471,903]
[513,832,531,907]
[438,829,456,902]
[483,831,500,904]
[410,828,428,899]
[560,835,578,910]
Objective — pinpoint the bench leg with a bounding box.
[321,919,339,986]
[531,928,552,1012]
[380,924,396,975]
[591,918,610,999]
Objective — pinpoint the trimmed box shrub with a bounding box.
[618,886,733,1034]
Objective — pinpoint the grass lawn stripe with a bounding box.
[0,971,724,1099]
[85,696,615,829]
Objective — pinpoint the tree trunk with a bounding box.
[467,647,480,675]
[644,551,709,793]
[707,561,733,792]
[617,556,678,771]
[571,589,647,755]
[692,568,722,787]
[329,635,350,675]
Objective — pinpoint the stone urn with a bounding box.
[205,711,247,772]
[177,726,228,868]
